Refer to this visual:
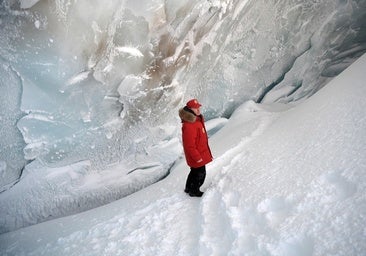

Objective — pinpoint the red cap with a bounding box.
[186,99,202,109]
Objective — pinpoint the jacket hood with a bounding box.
[179,107,196,123]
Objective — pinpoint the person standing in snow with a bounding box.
[179,99,213,197]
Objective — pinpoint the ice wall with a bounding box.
[178,0,366,112]
[0,58,27,190]
[1,0,366,191]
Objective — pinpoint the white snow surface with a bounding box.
[1,54,365,256]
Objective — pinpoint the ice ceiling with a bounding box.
[1,0,366,190]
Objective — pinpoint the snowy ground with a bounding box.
[1,54,366,255]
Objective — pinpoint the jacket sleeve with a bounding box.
[182,124,202,163]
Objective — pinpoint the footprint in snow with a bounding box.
[257,196,293,227]
[271,234,314,256]
[321,171,357,202]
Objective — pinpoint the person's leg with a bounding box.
[185,169,195,192]
[186,166,206,197]
[197,165,206,188]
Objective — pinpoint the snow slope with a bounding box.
[1,54,365,255]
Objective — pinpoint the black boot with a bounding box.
[189,190,204,197]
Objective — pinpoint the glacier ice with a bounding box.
[0,0,365,229]
[0,59,27,190]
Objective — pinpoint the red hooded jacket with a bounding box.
[179,107,213,168]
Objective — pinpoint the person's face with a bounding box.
[191,107,200,115]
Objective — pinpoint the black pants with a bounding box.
[185,165,206,192]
